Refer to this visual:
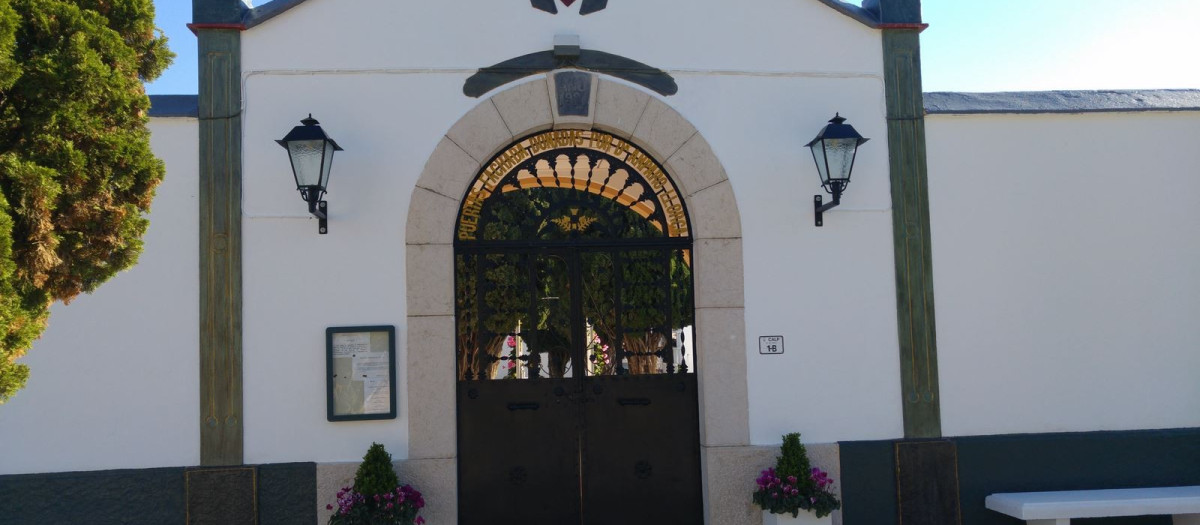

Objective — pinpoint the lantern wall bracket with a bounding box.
[310,200,328,234]
[814,193,841,227]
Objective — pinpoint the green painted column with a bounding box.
[196,27,244,466]
[882,27,941,439]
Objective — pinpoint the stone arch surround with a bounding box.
[403,72,752,523]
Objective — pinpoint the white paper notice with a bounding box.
[333,332,371,357]
[364,377,390,413]
[352,352,390,378]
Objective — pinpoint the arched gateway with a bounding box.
[455,129,701,523]
[405,72,751,523]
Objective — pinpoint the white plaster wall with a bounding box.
[684,76,906,445]
[238,0,900,464]
[242,0,882,76]
[927,111,1200,437]
[0,118,200,475]
[240,80,901,463]
[240,73,456,464]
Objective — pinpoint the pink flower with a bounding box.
[326,504,333,510]
[506,360,516,369]
[416,518,425,525]
[506,336,516,347]
[811,467,834,489]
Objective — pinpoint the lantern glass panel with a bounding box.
[822,137,859,182]
[809,141,830,184]
[287,139,327,188]
[320,140,337,189]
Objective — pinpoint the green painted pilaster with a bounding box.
[882,28,942,439]
[197,28,243,466]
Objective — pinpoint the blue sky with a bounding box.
[145,0,1200,95]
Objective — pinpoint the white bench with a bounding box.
[986,486,1200,525]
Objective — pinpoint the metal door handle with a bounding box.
[617,397,651,406]
[507,402,540,411]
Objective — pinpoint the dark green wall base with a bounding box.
[841,440,899,524]
[259,463,319,525]
[896,440,960,525]
[840,428,1200,525]
[0,462,315,525]
[187,467,257,524]
[0,467,185,525]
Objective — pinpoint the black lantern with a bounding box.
[277,114,343,234]
[806,113,868,227]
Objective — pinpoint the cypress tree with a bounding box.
[0,0,172,402]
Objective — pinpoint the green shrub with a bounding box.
[353,443,399,497]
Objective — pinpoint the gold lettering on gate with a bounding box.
[457,130,690,240]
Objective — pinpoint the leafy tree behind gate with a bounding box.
[0,0,173,402]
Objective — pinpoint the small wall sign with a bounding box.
[759,335,785,355]
[327,325,396,421]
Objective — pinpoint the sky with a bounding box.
[144,0,1200,95]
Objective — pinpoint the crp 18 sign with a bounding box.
[758,335,784,355]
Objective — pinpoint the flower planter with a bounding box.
[762,511,833,525]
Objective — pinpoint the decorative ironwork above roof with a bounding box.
[530,0,608,15]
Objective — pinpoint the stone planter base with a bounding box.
[762,511,833,525]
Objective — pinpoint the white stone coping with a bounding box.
[985,486,1200,521]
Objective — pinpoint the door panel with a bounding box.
[458,379,581,524]
[581,374,703,525]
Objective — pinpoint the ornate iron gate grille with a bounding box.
[455,131,702,524]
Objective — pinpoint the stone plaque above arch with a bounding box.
[405,70,751,522]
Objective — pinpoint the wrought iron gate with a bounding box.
[454,131,702,524]
[456,248,702,525]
